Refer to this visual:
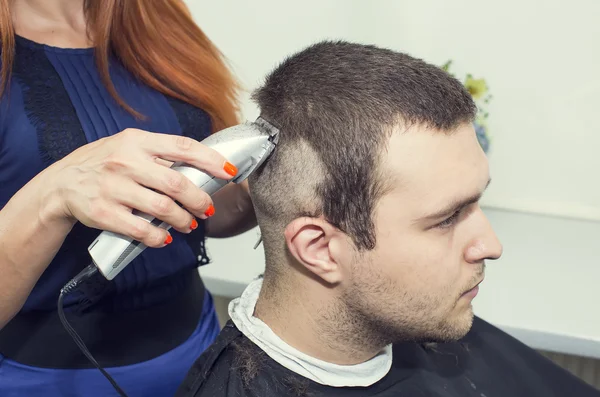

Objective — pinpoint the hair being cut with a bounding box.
[249,40,476,267]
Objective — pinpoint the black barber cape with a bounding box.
[176,316,599,397]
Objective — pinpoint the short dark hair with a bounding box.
[249,40,476,267]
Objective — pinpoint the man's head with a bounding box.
[248,41,503,347]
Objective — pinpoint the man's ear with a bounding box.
[284,217,349,285]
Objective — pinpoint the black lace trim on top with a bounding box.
[166,96,213,267]
[165,95,213,141]
[12,40,88,166]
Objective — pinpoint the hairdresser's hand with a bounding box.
[43,129,237,247]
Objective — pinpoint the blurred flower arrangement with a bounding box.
[441,60,492,153]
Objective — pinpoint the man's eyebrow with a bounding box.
[420,178,491,221]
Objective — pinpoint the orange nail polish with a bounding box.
[223,161,238,177]
[204,204,215,217]
[190,219,198,230]
[164,234,173,245]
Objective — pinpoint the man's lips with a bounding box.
[462,278,484,298]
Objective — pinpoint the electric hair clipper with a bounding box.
[88,117,279,280]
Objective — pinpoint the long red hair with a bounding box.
[0,0,239,132]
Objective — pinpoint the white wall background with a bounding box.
[187,0,600,222]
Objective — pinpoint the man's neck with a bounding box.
[253,275,385,365]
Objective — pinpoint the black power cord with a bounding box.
[57,264,129,397]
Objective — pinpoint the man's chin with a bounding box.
[438,308,475,341]
[410,310,475,344]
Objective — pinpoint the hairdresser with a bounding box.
[0,1,255,396]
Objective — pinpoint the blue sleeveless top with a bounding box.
[0,36,212,313]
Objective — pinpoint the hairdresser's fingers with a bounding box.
[126,161,215,220]
[89,202,171,248]
[130,130,238,180]
[110,177,198,233]
[155,158,174,168]
[116,206,172,248]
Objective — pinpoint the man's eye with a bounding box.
[436,210,461,229]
